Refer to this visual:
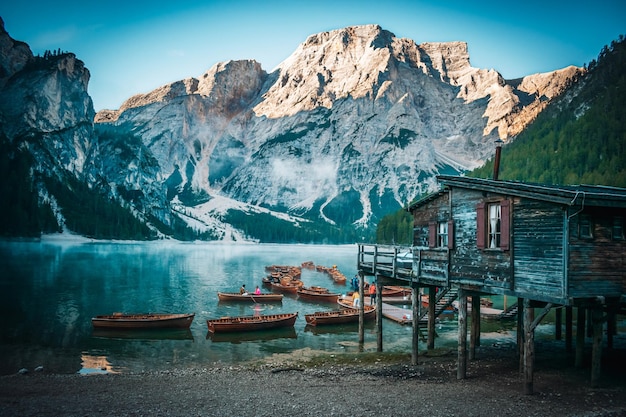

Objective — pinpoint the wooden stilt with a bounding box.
[375,277,383,352]
[523,298,535,395]
[565,306,573,353]
[517,297,524,373]
[555,306,562,340]
[607,308,615,349]
[457,290,467,380]
[591,306,603,388]
[358,271,364,347]
[470,295,480,360]
[576,307,586,368]
[411,283,419,365]
[427,286,436,350]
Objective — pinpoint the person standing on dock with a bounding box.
[369,282,376,305]
[352,291,360,307]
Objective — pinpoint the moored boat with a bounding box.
[297,287,340,303]
[305,305,376,326]
[91,313,195,329]
[217,292,283,302]
[206,312,298,333]
[381,286,412,297]
[270,282,300,293]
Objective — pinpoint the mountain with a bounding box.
[470,35,626,187]
[377,34,626,246]
[0,20,583,242]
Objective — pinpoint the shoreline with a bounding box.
[2,346,626,417]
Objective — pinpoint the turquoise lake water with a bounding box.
[0,238,560,375]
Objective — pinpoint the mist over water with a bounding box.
[0,239,523,375]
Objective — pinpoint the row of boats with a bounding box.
[91,301,375,333]
[91,262,405,335]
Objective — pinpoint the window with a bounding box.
[428,220,454,249]
[578,214,593,238]
[438,221,448,248]
[477,200,510,250]
[612,216,624,240]
[487,203,501,249]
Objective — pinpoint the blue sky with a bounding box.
[3,0,625,111]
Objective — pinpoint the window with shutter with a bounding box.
[477,200,510,251]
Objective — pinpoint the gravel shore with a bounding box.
[2,346,626,417]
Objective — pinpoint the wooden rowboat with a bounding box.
[270,282,300,293]
[305,306,376,326]
[91,313,195,329]
[206,312,298,333]
[296,287,340,303]
[217,292,283,302]
[381,286,412,297]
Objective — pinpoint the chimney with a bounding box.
[493,139,503,180]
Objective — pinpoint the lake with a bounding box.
[0,237,525,375]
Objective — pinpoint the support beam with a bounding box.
[427,286,436,350]
[411,283,419,365]
[470,295,480,360]
[555,306,562,340]
[523,298,535,395]
[591,307,603,388]
[375,277,383,352]
[457,290,467,380]
[576,307,586,368]
[517,297,524,373]
[565,306,573,353]
[358,271,364,347]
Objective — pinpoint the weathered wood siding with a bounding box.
[410,192,450,286]
[568,206,626,298]
[448,188,512,291]
[512,199,566,303]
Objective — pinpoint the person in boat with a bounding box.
[254,286,261,295]
[240,284,248,295]
[352,291,360,307]
[369,281,377,305]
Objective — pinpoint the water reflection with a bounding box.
[80,353,119,375]
[92,328,194,341]
[207,327,297,343]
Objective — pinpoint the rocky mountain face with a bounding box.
[0,18,94,177]
[1,20,584,241]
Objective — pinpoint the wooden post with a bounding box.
[376,277,383,352]
[523,298,535,395]
[411,283,419,365]
[358,271,364,347]
[457,290,467,380]
[427,286,436,350]
[591,306,603,388]
[576,307,586,368]
[470,295,480,360]
[565,306,573,353]
[607,308,615,349]
[517,297,524,373]
[555,306,562,340]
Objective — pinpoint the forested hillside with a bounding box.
[471,35,626,185]
[377,35,626,245]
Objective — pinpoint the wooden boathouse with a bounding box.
[357,174,626,393]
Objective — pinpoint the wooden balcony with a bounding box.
[357,244,449,287]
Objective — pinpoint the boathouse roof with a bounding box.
[408,175,626,211]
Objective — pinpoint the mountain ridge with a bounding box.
[0,20,586,242]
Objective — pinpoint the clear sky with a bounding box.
[3,0,625,111]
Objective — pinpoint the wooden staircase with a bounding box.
[498,302,518,319]
[419,287,459,322]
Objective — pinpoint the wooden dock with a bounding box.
[342,296,418,325]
